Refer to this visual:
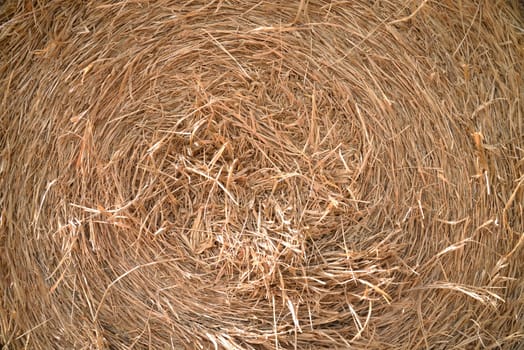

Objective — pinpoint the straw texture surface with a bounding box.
[1,1,523,349]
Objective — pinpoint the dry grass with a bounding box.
[0,0,523,349]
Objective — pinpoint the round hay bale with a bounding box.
[1,1,522,349]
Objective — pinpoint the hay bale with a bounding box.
[1,1,522,349]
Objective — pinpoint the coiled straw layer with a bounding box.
[1,1,523,349]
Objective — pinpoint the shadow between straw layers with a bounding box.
[0,1,523,349]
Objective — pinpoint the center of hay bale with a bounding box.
[68,17,383,331]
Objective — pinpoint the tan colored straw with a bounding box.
[1,1,522,349]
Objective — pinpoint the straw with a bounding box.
[1,1,522,349]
